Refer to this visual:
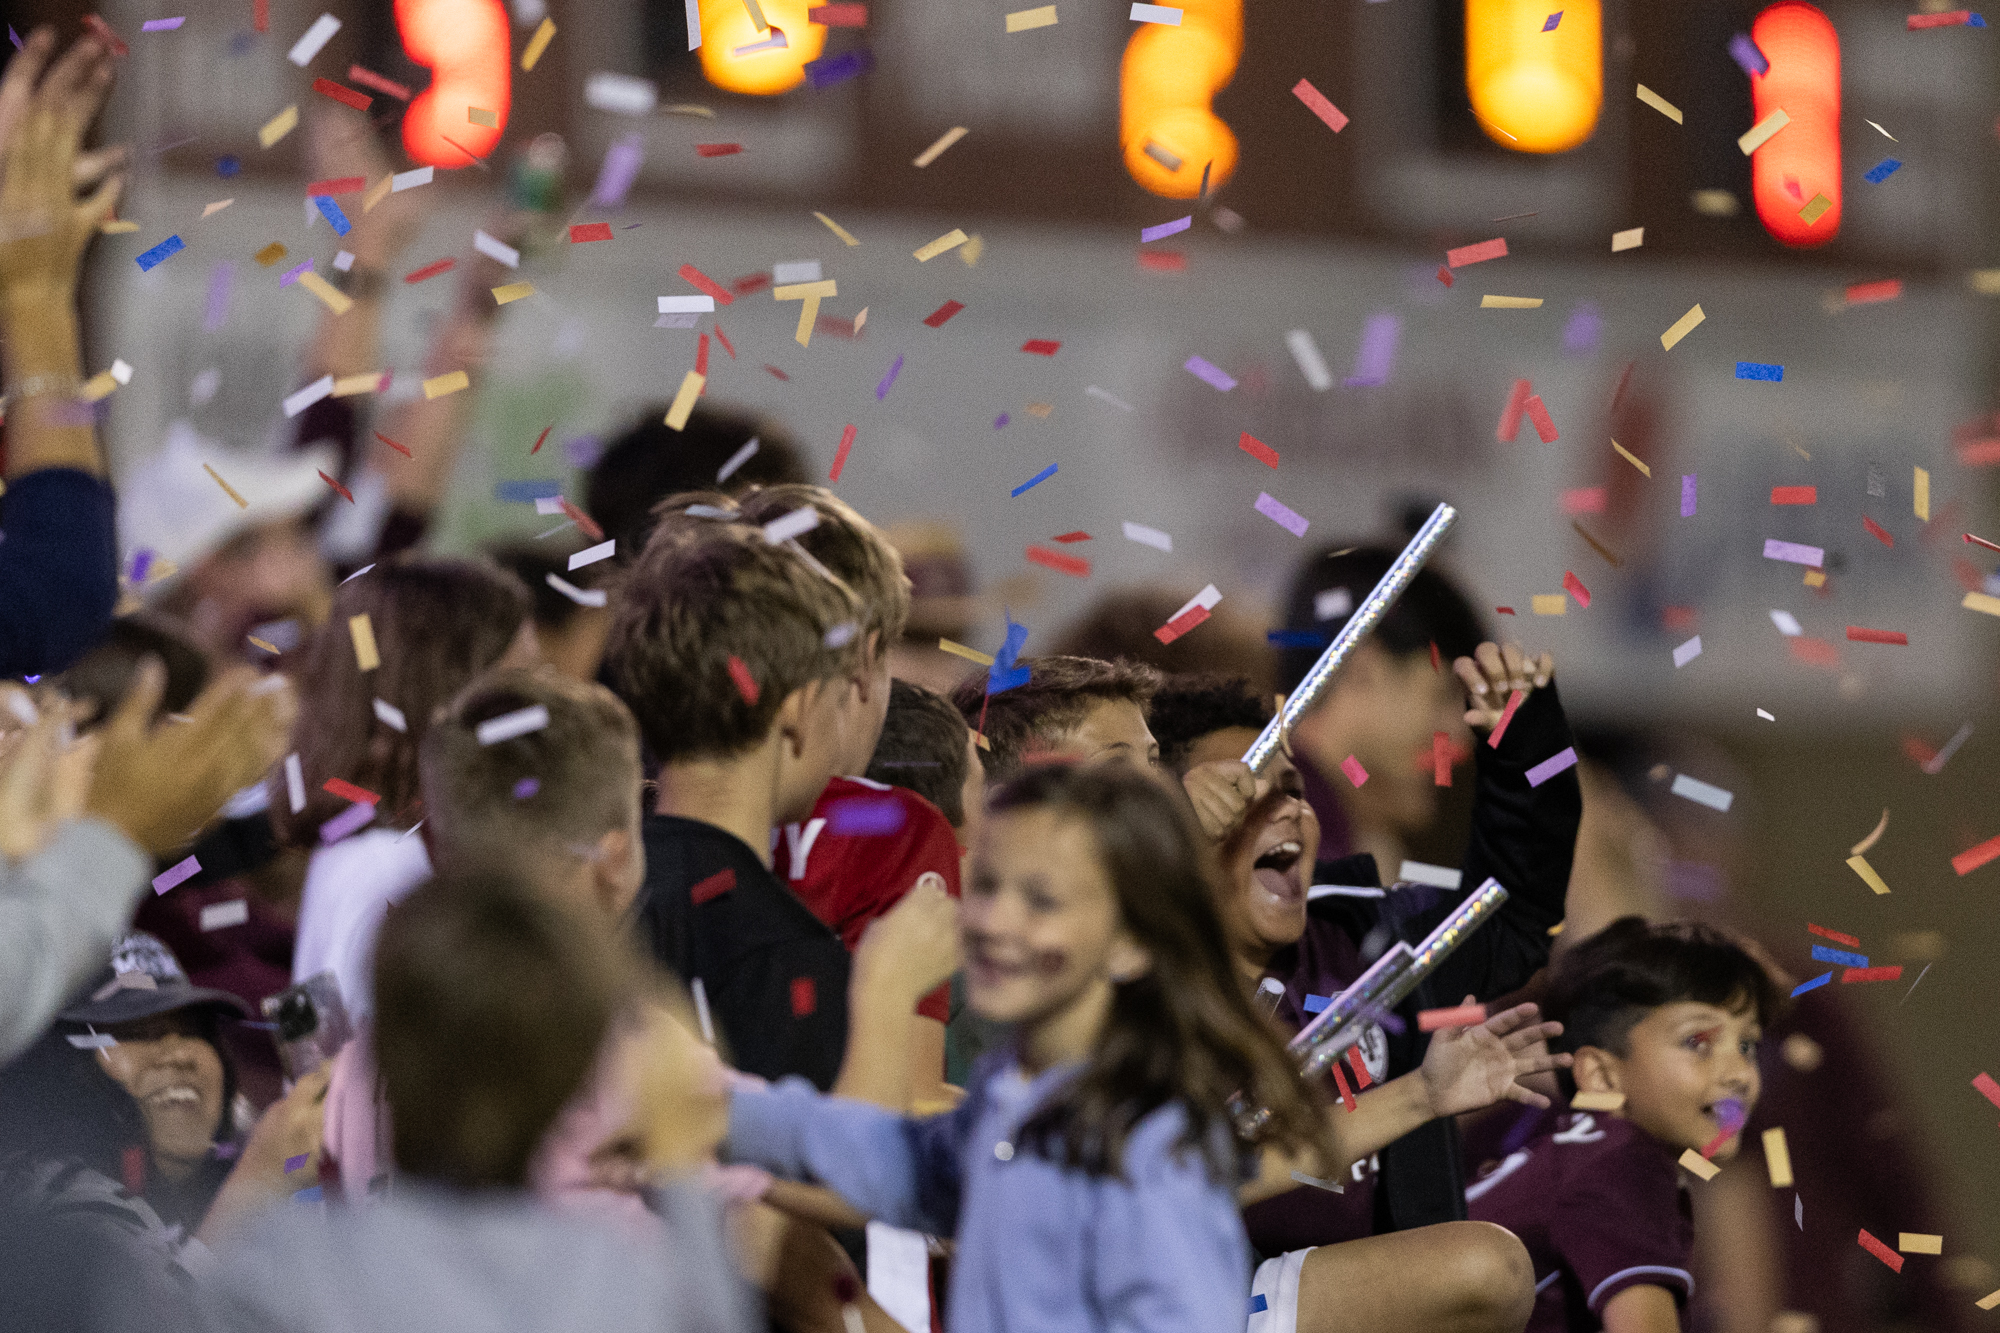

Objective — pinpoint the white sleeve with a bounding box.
[0,817,150,1062]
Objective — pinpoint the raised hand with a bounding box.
[0,27,122,302]
[854,874,959,1006]
[1454,641,1555,732]
[1418,997,1570,1117]
[1180,758,1269,843]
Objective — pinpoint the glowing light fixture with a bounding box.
[1750,2,1841,247]
[1465,0,1601,153]
[396,0,512,168]
[698,0,827,96]
[1119,0,1242,199]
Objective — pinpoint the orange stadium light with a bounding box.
[1119,0,1242,199]
[1465,0,1601,153]
[698,0,828,96]
[396,0,512,168]
[1750,2,1841,247]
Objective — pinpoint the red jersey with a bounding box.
[777,776,961,1023]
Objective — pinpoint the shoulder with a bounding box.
[307,830,430,884]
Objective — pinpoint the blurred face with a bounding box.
[955,731,987,855]
[94,1010,226,1179]
[1184,729,1322,965]
[1296,645,1464,834]
[185,518,333,658]
[961,807,1147,1067]
[1576,999,1762,1157]
[1045,698,1159,769]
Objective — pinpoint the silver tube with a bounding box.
[1242,501,1458,775]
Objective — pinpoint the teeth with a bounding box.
[150,1086,199,1104]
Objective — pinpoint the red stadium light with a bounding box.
[1750,2,1841,247]
[396,0,512,169]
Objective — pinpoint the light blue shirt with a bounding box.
[725,1055,1253,1333]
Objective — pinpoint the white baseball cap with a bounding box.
[118,420,340,574]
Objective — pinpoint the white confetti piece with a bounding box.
[200,899,250,931]
[390,166,433,192]
[372,698,407,732]
[285,753,305,813]
[658,294,716,313]
[762,507,821,544]
[569,539,616,570]
[286,13,341,66]
[1769,609,1802,636]
[544,572,608,607]
[773,260,823,283]
[585,72,659,116]
[1285,329,1333,391]
[1122,522,1172,552]
[283,375,335,418]
[1398,860,1463,889]
[473,230,520,268]
[1672,635,1703,667]
[1671,772,1734,812]
[476,704,551,745]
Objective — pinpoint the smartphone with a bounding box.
[261,971,353,1080]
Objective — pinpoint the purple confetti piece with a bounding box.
[875,353,904,400]
[279,259,313,287]
[318,801,376,845]
[1542,11,1561,30]
[141,17,186,31]
[1359,1003,1405,1035]
[1343,312,1401,387]
[1715,1097,1746,1131]
[994,412,1010,429]
[1525,746,1579,788]
[804,48,874,89]
[1254,491,1311,537]
[7,27,20,50]
[589,133,645,209]
[1681,473,1697,517]
[1184,354,1237,391]
[1729,32,1769,77]
[151,854,201,895]
[1561,301,1602,356]
[1141,215,1192,243]
[1763,538,1824,567]
[203,261,234,333]
[1665,860,1724,900]
[513,777,540,799]
[129,548,154,583]
[283,1153,309,1172]
[564,435,604,469]
[1499,1103,1548,1153]
[828,796,906,835]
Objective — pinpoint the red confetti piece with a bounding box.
[1965,531,2000,554]
[732,273,773,295]
[1238,432,1280,468]
[83,14,129,57]
[1841,965,1903,983]
[690,868,736,904]
[1789,637,1841,669]
[1487,688,1526,748]
[695,143,742,157]
[695,332,711,376]
[713,324,736,359]
[1344,1045,1374,1090]
[404,257,456,284]
[311,77,372,111]
[726,655,761,706]
[678,263,735,306]
[323,778,380,805]
[568,222,614,243]
[1846,278,1902,306]
[1863,515,1895,547]
[1330,1061,1357,1112]
[1022,339,1061,356]
[1417,1002,1487,1033]
[1858,1229,1905,1273]
[1496,606,1516,616]
[1957,438,2000,465]
[305,176,366,196]
[809,3,868,23]
[1952,834,2000,876]
[1153,605,1210,645]
[1051,531,1092,543]
[530,424,552,454]
[317,470,355,503]
[1291,77,1349,133]
[1338,754,1369,787]
[1560,486,1605,515]
[1434,731,1453,787]
[1429,640,1442,673]
[560,498,603,542]
[1807,923,1860,947]
[828,424,856,480]
[1138,250,1186,272]
[374,431,411,458]
[347,65,412,100]
[254,0,269,32]
[1436,265,1454,286]
[1026,545,1091,577]
[1523,394,1559,442]
[1908,9,1973,28]
[1973,1070,2000,1110]
[764,364,790,380]
[1562,570,1591,608]
[1496,379,1531,441]
[1771,485,1817,505]
[1446,237,1509,268]
[923,300,965,328]
[1846,626,1909,645]
[790,976,817,1016]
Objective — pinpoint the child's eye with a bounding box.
[1025,889,1058,914]
[1684,1035,1712,1053]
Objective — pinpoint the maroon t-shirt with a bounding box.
[1466,1111,1695,1332]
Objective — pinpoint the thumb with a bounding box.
[102,657,165,751]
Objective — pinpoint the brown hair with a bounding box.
[1051,587,1276,694]
[864,678,972,826]
[948,656,1162,783]
[269,558,531,845]
[374,872,634,1190]
[419,667,641,878]
[725,484,911,649]
[605,513,863,765]
[989,763,1332,1178]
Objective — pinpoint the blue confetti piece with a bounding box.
[1735,361,1783,382]
[1864,158,1902,184]
[1266,629,1327,649]
[135,234,185,272]
[988,614,1031,695]
[804,48,873,89]
[292,1185,324,1203]
[1303,994,1332,1014]
[1011,463,1058,497]
[1810,944,1867,967]
[1250,1295,1269,1315]
[493,479,564,503]
[1728,32,1769,76]
[1972,13,1986,25]
[875,353,904,401]
[314,194,352,236]
[1542,11,1561,30]
[216,154,241,178]
[1790,971,1832,997]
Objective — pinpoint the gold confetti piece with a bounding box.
[939,638,995,666]
[1914,466,1930,521]
[795,297,821,346]
[202,199,234,218]
[1803,568,1826,588]
[521,16,556,70]
[1763,1127,1794,1187]
[854,307,868,330]
[349,613,381,671]
[203,462,249,509]
[1570,1090,1626,1112]
[1005,4,1058,30]
[814,211,861,246]
[1963,590,2000,617]
[254,241,288,266]
[248,636,280,654]
[1738,107,1790,155]
[422,370,470,399]
[1899,1233,1943,1255]
[77,371,120,402]
[664,104,718,118]
[1660,303,1705,350]
[1851,809,1889,856]
[1611,226,1644,252]
[99,218,140,234]
[332,372,385,396]
[1481,295,1544,308]
[1847,854,1891,896]
[1531,594,1567,615]
[259,103,300,149]
[773,279,838,300]
[973,730,991,751]
[1679,1149,1720,1181]
[468,106,499,127]
[362,173,394,214]
[1971,270,2000,295]
[664,370,706,430]
[960,234,985,265]
[1635,83,1682,123]
[913,125,968,167]
[1612,439,1651,476]
[297,270,354,314]
[1691,189,1739,217]
[914,228,970,262]
[1025,402,1053,417]
[742,0,770,29]
[1547,921,1565,936]
[1799,192,1833,225]
[1978,1289,2000,1312]
[491,281,535,304]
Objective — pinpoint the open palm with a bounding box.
[1419,998,1570,1117]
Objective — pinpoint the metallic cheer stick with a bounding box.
[1241,501,1458,775]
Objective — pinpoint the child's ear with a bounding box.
[592,826,641,917]
[774,683,816,758]
[1571,1045,1622,1095]
[1106,933,1152,985]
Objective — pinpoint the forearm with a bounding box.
[2,288,99,478]
[370,313,493,508]
[834,972,922,1110]
[1239,1072,1434,1205]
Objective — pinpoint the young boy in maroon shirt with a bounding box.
[1467,918,1780,1333]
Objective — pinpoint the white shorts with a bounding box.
[1248,1248,1316,1333]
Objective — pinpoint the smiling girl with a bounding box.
[723,761,1332,1333]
